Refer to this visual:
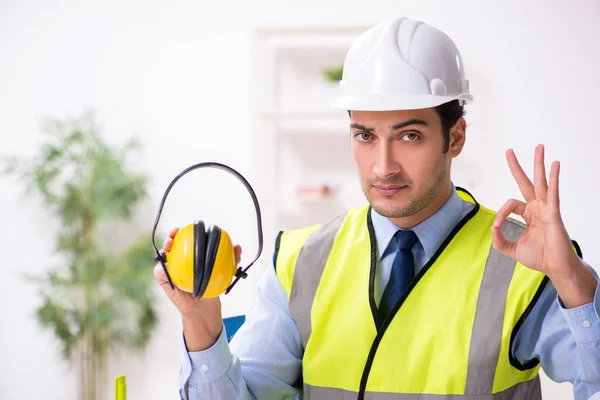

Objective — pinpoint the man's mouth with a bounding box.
[373,184,407,196]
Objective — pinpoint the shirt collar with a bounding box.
[370,185,466,260]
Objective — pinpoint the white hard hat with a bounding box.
[331,17,473,111]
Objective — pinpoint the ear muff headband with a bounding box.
[151,162,263,296]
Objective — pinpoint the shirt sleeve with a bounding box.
[512,261,600,400]
[178,264,303,400]
[557,266,600,347]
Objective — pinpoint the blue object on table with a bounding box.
[223,314,246,342]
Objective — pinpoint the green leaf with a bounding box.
[35,296,80,360]
[323,65,344,82]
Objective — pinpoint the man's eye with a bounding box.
[356,133,372,141]
[403,132,420,141]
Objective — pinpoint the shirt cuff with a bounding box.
[559,279,600,347]
[180,323,233,385]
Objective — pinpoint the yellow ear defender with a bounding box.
[151,162,263,298]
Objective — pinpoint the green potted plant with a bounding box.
[323,65,344,83]
[3,111,158,400]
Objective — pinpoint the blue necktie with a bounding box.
[379,229,419,321]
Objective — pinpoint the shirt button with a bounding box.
[201,364,209,372]
[583,320,591,328]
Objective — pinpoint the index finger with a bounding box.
[506,149,535,202]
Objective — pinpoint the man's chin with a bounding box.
[368,198,411,218]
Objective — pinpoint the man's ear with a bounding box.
[449,117,466,157]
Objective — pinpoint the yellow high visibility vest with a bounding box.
[274,189,578,399]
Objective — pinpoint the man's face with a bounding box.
[350,108,464,224]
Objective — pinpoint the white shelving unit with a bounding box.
[248,25,370,267]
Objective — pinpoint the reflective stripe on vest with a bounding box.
[275,189,551,399]
[302,377,541,400]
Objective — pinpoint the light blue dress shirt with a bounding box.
[178,186,600,400]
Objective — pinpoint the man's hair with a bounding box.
[435,100,465,153]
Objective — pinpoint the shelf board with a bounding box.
[258,109,349,135]
[260,109,346,119]
[256,29,366,51]
[254,25,371,36]
[253,29,362,66]
[265,113,350,136]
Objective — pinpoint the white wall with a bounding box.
[1,0,599,399]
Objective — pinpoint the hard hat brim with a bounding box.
[330,93,473,111]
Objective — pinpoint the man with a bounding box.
[154,17,600,399]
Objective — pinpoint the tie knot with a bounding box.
[394,229,418,250]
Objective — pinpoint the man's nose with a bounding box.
[373,143,400,179]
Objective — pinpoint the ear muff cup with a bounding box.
[192,222,236,299]
[193,220,208,298]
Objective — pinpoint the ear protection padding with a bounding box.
[194,223,220,298]
[193,220,208,298]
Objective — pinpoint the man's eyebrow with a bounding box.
[392,119,428,130]
[350,119,428,133]
[350,123,374,133]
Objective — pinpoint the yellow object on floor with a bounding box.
[115,375,126,400]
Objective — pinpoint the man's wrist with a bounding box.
[549,257,596,309]
[183,315,223,352]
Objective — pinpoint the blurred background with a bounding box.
[1,0,599,399]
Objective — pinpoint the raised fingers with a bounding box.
[548,160,561,210]
[533,144,548,202]
[506,149,535,203]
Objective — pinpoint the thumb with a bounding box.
[153,261,170,286]
[153,262,180,301]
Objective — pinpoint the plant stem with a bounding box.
[79,342,85,400]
